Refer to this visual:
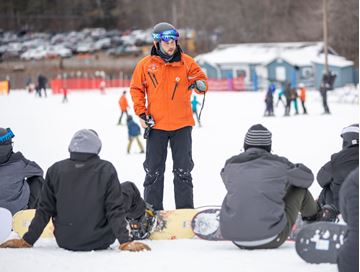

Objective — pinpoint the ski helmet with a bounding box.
[152,22,179,42]
[341,123,359,148]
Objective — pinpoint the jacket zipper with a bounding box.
[152,73,158,85]
[171,82,179,100]
[148,72,157,88]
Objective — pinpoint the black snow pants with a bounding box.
[143,126,194,210]
[121,181,146,220]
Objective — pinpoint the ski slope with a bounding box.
[0,87,358,272]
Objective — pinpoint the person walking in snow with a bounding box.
[191,95,202,127]
[284,82,292,116]
[298,83,307,114]
[291,87,299,115]
[130,22,208,210]
[264,83,275,116]
[118,90,129,125]
[316,124,359,222]
[0,127,44,215]
[127,115,144,154]
[0,129,152,252]
[219,124,320,249]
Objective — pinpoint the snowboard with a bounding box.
[295,221,347,264]
[12,209,54,238]
[149,209,197,240]
[191,208,301,241]
[191,208,224,241]
[0,207,12,243]
[13,208,197,240]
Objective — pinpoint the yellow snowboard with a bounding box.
[149,209,197,240]
[12,208,197,240]
[12,209,54,238]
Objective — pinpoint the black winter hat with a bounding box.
[244,124,272,152]
[341,123,359,148]
[0,127,14,145]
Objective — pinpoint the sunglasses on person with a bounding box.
[152,29,179,42]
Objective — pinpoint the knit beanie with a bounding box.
[341,123,359,148]
[68,129,102,154]
[243,124,272,152]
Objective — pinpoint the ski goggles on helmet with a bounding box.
[0,128,14,145]
[152,29,179,42]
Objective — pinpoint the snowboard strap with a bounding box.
[198,92,206,121]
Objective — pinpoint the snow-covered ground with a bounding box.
[0,87,358,272]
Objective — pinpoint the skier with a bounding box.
[219,124,320,249]
[127,115,144,154]
[298,83,307,114]
[0,129,152,251]
[191,95,202,127]
[0,127,44,215]
[316,123,359,221]
[130,22,208,210]
[118,90,129,125]
[338,167,358,272]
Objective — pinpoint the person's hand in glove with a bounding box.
[119,241,151,252]
[0,239,32,248]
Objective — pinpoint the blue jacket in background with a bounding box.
[127,119,141,137]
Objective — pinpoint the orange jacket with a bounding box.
[299,87,306,102]
[130,53,208,131]
[119,95,129,112]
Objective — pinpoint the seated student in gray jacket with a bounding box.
[0,127,44,215]
[220,124,320,249]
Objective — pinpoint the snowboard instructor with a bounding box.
[130,22,208,210]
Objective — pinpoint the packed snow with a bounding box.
[0,87,358,272]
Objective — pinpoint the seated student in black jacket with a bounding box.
[338,167,359,272]
[0,129,151,252]
[317,124,359,221]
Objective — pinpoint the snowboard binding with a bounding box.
[128,204,157,240]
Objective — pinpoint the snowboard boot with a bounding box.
[128,203,157,240]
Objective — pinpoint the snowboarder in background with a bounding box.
[37,74,48,98]
[0,127,44,215]
[191,95,202,127]
[0,129,152,251]
[219,124,320,249]
[337,167,359,272]
[284,82,292,116]
[316,124,359,222]
[319,72,334,114]
[127,115,144,154]
[118,90,129,125]
[298,83,307,114]
[130,22,208,210]
[264,83,275,116]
